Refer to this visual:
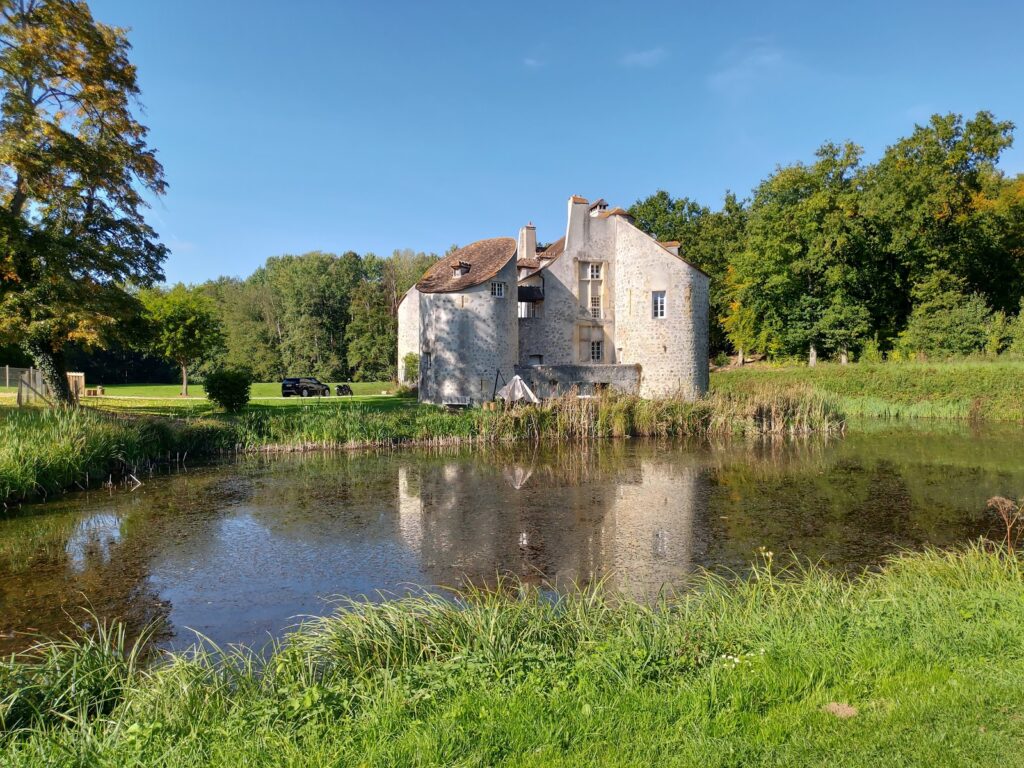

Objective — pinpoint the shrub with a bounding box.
[859,336,884,363]
[401,353,419,384]
[897,271,991,357]
[204,368,254,412]
[1009,301,1024,354]
[986,310,1012,356]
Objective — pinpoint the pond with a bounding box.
[2,423,1022,653]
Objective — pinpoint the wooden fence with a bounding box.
[9,367,88,406]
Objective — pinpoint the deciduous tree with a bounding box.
[0,0,167,403]
[141,284,223,396]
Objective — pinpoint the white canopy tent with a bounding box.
[495,375,540,404]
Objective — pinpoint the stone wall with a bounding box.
[611,218,710,398]
[396,286,420,384]
[419,257,518,404]
[514,363,640,398]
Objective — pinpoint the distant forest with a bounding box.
[630,110,1024,364]
[25,109,1024,385]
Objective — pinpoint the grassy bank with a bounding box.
[2,546,1022,765]
[712,360,1024,421]
[0,389,843,504]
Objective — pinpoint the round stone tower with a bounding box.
[416,237,518,405]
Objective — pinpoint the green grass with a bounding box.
[0,389,844,503]
[712,360,1024,422]
[2,545,1023,766]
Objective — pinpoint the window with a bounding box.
[518,301,538,318]
[588,263,602,280]
[590,340,603,362]
[490,282,505,298]
[590,296,601,319]
[652,291,666,319]
[528,354,544,366]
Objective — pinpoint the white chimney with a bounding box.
[517,222,537,262]
[566,195,589,252]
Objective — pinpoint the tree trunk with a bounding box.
[737,348,745,366]
[24,341,74,406]
[808,343,818,367]
[181,363,188,397]
[840,346,849,365]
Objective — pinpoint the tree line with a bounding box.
[2,3,1022,405]
[42,249,440,392]
[194,248,437,382]
[629,111,1024,364]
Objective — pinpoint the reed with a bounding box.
[713,359,1024,422]
[0,388,842,504]
[1,545,1022,765]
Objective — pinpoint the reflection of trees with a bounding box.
[2,426,1019,653]
[699,429,1018,572]
[0,467,252,654]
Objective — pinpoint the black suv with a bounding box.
[281,377,330,397]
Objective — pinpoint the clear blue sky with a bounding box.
[89,0,1024,284]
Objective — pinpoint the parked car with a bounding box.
[281,377,330,397]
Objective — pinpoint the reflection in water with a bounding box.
[1,424,1022,653]
[65,513,122,572]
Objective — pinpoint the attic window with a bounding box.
[490,281,506,298]
[450,260,469,278]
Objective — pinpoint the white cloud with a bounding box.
[523,57,544,68]
[620,47,668,68]
[707,45,786,95]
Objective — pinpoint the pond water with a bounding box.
[2,423,1022,653]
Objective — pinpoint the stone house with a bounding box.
[398,195,709,403]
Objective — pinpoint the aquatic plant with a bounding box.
[0,388,842,504]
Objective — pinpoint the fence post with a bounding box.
[4,365,7,388]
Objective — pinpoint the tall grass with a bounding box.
[713,359,1024,421]
[2,545,1022,765]
[0,409,234,504]
[1,388,844,504]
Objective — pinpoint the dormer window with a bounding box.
[450,260,470,278]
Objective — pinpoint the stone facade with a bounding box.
[417,255,518,404]
[398,195,710,403]
[514,363,640,398]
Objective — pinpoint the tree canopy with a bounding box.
[0,0,167,402]
[140,284,223,396]
[632,110,1024,363]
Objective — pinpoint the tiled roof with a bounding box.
[659,241,680,248]
[520,237,565,279]
[537,237,564,260]
[570,195,589,204]
[416,237,517,293]
[598,207,631,218]
[517,258,542,269]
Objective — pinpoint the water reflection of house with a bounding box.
[390,448,706,597]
